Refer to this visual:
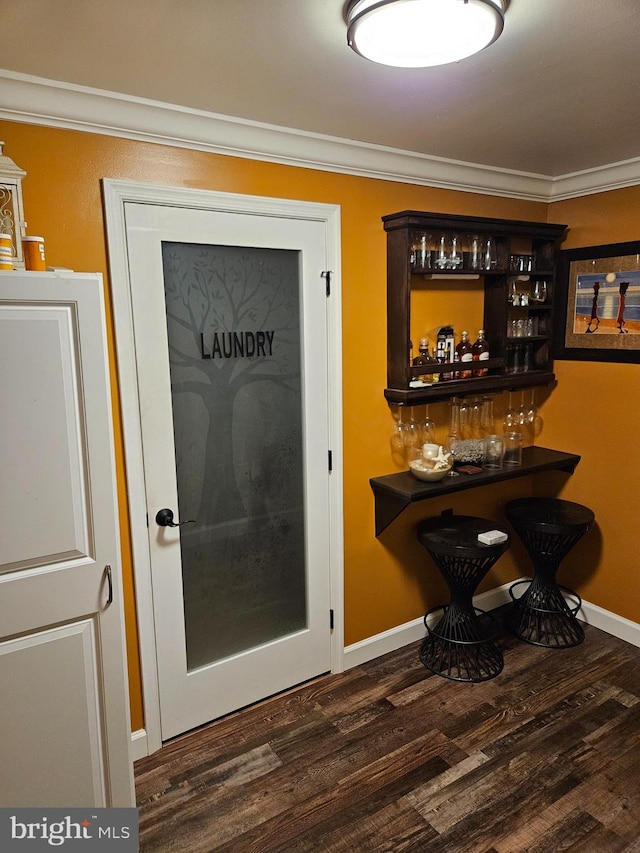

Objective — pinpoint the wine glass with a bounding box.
[459,399,472,440]
[390,405,410,463]
[502,391,517,432]
[402,407,422,462]
[419,405,435,445]
[516,391,531,444]
[526,389,539,441]
[390,414,405,459]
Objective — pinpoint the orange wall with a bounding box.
[543,188,640,620]
[2,119,636,733]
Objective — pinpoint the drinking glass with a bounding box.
[483,434,504,469]
[434,234,450,270]
[468,234,483,269]
[483,237,496,269]
[410,232,432,270]
[531,280,548,303]
[504,431,523,465]
[449,233,464,269]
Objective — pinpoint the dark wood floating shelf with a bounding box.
[411,267,555,278]
[385,370,556,406]
[370,446,581,536]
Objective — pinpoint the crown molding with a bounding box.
[548,157,640,202]
[0,69,638,203]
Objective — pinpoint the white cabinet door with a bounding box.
[0,271,134,807]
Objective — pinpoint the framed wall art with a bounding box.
[554,239,640,363]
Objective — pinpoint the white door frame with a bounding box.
[103,179,344,756]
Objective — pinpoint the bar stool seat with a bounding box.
[417,515,510,682]
[505,497,594,648]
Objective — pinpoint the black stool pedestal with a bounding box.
[505,498,594,648]
[417,516,510,682]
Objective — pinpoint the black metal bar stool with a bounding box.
[505,497,594,648]
[417,515,510,682]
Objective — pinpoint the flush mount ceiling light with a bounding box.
[346,0,506,68]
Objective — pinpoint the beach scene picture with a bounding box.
[573,269,640,335]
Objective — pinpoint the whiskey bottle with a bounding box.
[455,330,474,379]
[412,338,437,385]
[472,329,489,376]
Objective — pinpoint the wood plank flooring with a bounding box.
[135,617,640,852]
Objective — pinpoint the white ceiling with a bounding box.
[1,0,639,179]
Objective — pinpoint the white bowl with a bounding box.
[409,460,452,482]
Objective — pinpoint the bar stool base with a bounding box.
[507,579,584,648]
[420,605,504,682]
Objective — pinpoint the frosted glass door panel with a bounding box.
[162,243,306,671]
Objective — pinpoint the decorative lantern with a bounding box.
[0,142,27,268]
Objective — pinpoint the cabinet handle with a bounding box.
[104,564,113,607]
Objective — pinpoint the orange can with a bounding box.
[23,236,46,271]
[0,233,13,270]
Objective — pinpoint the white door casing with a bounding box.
[0,270,134,806]
[103,180,344,752]
[128,204,330,738]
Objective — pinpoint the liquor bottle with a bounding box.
[444,326,455,381]
[455,330,473,379]
[412,338,437,385]
[436,326,455,382]
[472,329,490,376]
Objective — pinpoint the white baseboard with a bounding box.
[343,582,514,670]
[130,728,148,762]
[579,600,640,648]
[342,581,640,671]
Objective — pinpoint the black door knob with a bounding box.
[155,508,195,528]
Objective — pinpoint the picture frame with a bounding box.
[554,239,640,363]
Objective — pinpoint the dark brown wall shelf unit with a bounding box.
[383,210,568,406]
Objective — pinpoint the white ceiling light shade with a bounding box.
[346,0,506,68]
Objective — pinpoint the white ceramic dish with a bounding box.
[408,459,452,482]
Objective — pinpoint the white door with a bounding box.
[0,271,134,807]
[122,200,334,740]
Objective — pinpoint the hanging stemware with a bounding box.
[419,405,436,446]
[516,391,531,444]
[390,406,407,462]
[526,388,539,442]
[502,391,517,432]
[402,407,422,462]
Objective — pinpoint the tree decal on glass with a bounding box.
[161,242,306,669]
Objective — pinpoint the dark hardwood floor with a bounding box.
[135,617,640,852]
